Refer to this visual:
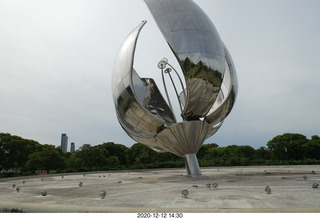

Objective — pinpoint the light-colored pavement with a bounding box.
[1,165,320,213]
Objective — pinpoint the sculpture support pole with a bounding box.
[184,154,202,177]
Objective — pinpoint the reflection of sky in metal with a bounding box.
[112,0,238,157]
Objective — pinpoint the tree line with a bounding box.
[0,132,320,177]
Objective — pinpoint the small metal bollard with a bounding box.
[182,190,189,198]
[41,190,47,196]
[212,183,218,190]
[79,182,83,187]
[265,186,271,194]
[12,184,16,189]
[16,187,20,192]
[99,190,106,199]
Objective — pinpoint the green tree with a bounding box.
[207,147,225,158]
[255,146,272,160]
[25,147,66,173]
[267,133,308,160]
[99,142,128,165]
[127,143,157,164]
[127,143,180,167]
[105,156,121,167]
[0,133,8,170]
[67,153,77,170]
[127,143,145,164]
[74,144,110,169]
[156,151,180,163]
[224,145,240,157]
[0,133,41,170]
[197,143,218,160]
[302,135,320,159]
[237,145,255,158]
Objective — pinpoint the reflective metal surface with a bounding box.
[112,0,238,177]
[41,190,47,196]
[99,190,106,199]
[156,120,213,157]
[112,21,175,153]
[144,0,233,121]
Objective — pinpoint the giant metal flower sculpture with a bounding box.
[112,0,238,177]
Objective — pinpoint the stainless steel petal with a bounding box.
[112,21,173,139]
[156,121,213,157]
[144,0,226,120]
[133,71,176,127]
[206,46,238,126]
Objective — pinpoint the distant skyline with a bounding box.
[0,0,319,150]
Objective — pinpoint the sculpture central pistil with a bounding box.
[158,58,186,119]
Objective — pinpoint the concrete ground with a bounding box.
[0,165,320,213]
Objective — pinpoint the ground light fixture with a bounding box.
[182,190,189,198]
[99,190,106,199]
[41,190,47,196]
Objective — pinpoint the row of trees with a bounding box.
[1,133,320,177]
[198,133,320,166]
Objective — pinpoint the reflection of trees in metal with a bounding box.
[112,0,238,177]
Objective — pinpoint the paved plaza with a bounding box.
[1,165,320,213]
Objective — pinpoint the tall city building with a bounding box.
[70,142,75,153]
[60,133,68,152]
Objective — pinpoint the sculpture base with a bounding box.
[184,154,202,177]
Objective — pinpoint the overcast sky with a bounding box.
[0,0,319,150]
